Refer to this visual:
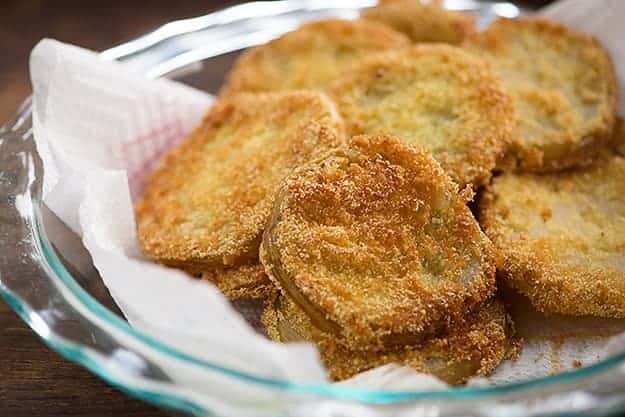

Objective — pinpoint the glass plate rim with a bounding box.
[31,201,625,400]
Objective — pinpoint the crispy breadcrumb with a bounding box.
[220,19,410,95]
[329,44,513,187]
[611,117,625,157]
[136,91,344,273]
[361,0,475,44]
[465,17,617,172]
[201,263,274,300]
[263,295,517,384]
[479,156,625,318]
[261,134,496,351]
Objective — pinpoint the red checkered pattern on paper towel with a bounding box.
[112,119,186,202]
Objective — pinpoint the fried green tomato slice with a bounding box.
[262,295,516,384]
[329,44,513,187]
[220,19,410,96]
[361,0,476,44]
[136,91,345,278]
[479,155,625,318]
[261,134,496,351]
[465,17,617,172]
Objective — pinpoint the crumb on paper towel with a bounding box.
[550,339,564,375]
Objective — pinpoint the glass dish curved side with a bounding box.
[2,1,625,416]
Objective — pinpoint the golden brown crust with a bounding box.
[220,19,410,95]
[136,91,345,271]
[262,294,516,384]
[610,117,625,157]
[465,17,617,172]
[329,44,514,187]
[261,134,496,351]
[479,156,625,318]
[201,263,274,300]
[361,0,476,44]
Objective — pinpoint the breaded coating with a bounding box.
[136,91,345,273]
[611,117,625,157]
[479,156,625,318]
[261,134,496,351]
[220,19,410,95]
[263,295,516,384]
[465,18,617,172]
[201,263,274,300]
[329,44,513,187]
[361,0,475,44]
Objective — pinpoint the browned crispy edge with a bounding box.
[201,263,275,300]
[262,294,519,384]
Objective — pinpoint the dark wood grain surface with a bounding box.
[0,1,551,416]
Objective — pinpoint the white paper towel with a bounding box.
[28,0,625,404]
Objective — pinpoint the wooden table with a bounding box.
[0,1,550,416]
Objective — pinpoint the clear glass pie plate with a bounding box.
[2,1,625,416]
